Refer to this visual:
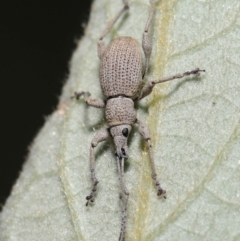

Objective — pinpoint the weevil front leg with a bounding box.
[98,0,129,59]
[86,127,110,206]
[136,119,166,197]
[138,68,205,100]
[142,0,155,77]
[73,91,105,108]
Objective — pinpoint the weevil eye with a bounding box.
[122,128,128,137]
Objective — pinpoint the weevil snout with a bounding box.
[110,125,132,159]
[115,146,129,159]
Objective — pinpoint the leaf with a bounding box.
[1,0,240,240]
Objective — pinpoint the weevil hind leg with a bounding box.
[142,0,155,77]
[117,157,129,241]
[86,128,110,206]
[98,0,129,59]
[136,119,166,197]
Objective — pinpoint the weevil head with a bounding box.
[110,125,132,159]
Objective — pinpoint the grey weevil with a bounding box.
[73,0,205,240]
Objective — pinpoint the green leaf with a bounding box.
[1,0,240,240]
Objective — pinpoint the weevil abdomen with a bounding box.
[100,36,142,98]
[105,97,136,127]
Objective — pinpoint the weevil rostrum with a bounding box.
[73,0,205,240]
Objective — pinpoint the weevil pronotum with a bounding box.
[73,0,205,240]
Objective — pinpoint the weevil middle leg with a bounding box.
[138,68,205,100]
[73,91,105,108]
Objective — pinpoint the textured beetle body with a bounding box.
[105,97,136,127]
[73,1,204,240]
[100,37,142,99]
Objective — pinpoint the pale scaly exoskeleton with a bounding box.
[73,0,205,240]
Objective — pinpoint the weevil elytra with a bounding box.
[73,0,205,240]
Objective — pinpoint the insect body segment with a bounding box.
[100,37,142,98]
[73,0,205,240]
[105,97,136,127]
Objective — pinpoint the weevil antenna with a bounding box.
[117,157,129,241]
